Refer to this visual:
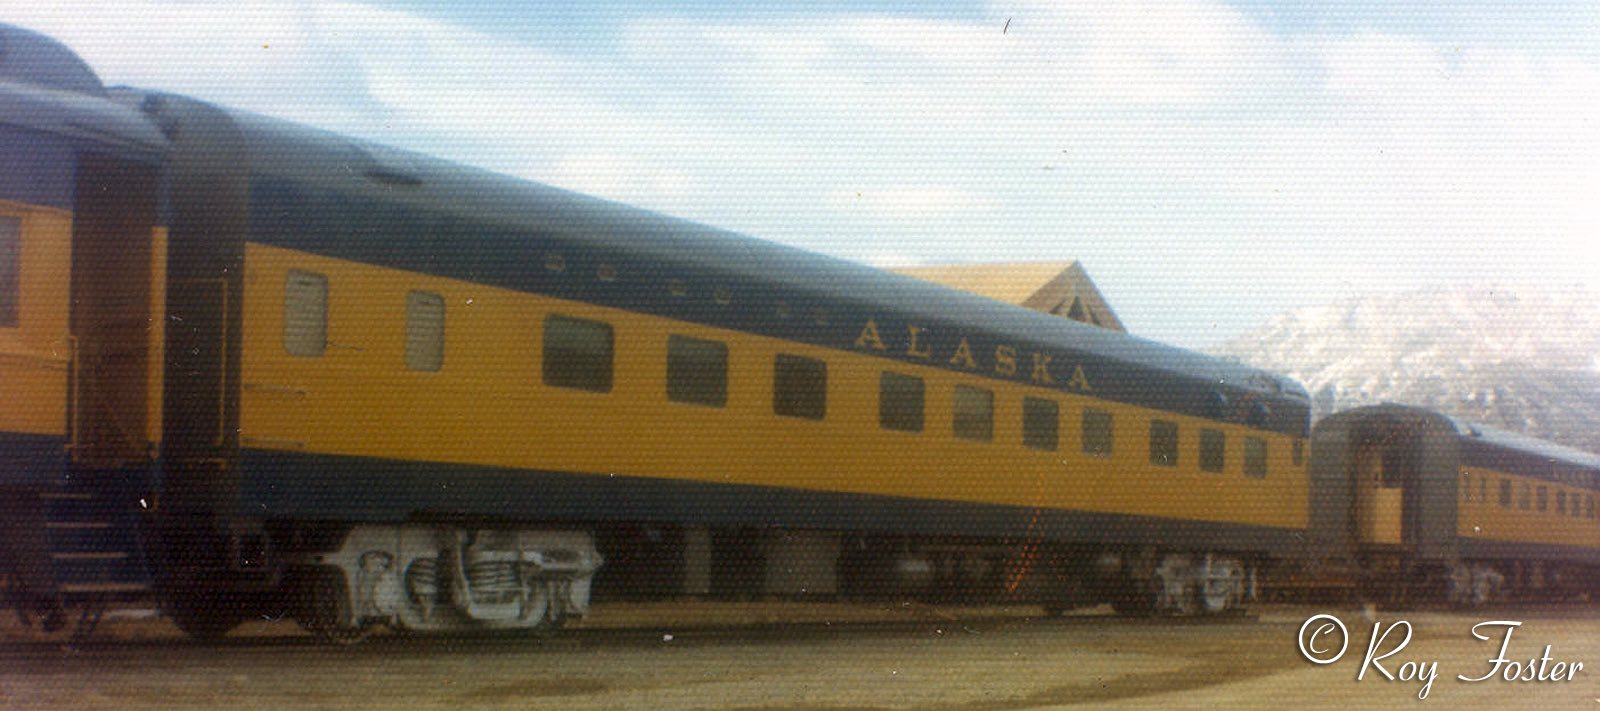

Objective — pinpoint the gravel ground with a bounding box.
[3,602,1599,709]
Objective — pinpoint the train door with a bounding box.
[68,153,159,469]
[1352,425,1418,547]
[13,151,167,611]
[1355,444,1402,545]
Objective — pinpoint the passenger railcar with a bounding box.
[1309,404,1600,604]
[1,23,1322,640]
[0,25,168,631]
[134,89,1313,637]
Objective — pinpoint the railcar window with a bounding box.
[1519,483,1531,511]
[404,291,445,372]
[1082,409,1113,457]
[952,385,994,442]
[1243,437,1268,479]
[1478,478,1487,504]
[1199,430,1226,473]
[667,335,728,407]
[1537,486,1548,512]
[1499,479,1512,508]
[542,314,613,392]
[1149,420,1179,468]
[879,372,925,433]
[773,354,826,420]
[1022,397,1060,451]
[283,270,328,357]
[1460,473,1470,502]
[1557,490,1568,515]
[0,216,18,328]
[1588,495,1595,520]
[1292,439,1304,467]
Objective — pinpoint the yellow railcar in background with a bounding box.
[1310,404,1600,604]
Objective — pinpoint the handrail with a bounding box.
[66,334,79,452]
[214,280,230,447]
[0,348,69,369]
[239,435,307,450]
[171,277,231,448]
[242,382,308,397]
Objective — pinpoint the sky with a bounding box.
[5,1,1597,350]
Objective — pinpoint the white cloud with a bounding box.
[2,1,377,127]
[859,251,934,269]
[1320,33,1450,106]
[997,0,1285,108]
[3,0,1595,348]
[828,186,997,219]
[547,153,696,202]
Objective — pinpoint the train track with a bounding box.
[6,604,1598,709]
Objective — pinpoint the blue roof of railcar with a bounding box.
[1325,404,1600,476]
[0,25,167,157]
[1444,415,1600,472]
[129,94,1308,430]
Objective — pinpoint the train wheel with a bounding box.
[1108,577,1158,616]
[296,567,373,645]
[1169,584,1200,616]
[1040,601,1067,617]
[165,593,244,641]
[1198,559,1245,615]
[528,607,566,638]
[522,580,576,638]
[1037,555,1089,617]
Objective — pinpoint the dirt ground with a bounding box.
[3,601,1600,709]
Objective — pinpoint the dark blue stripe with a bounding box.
[0,431,68,486]
[1458,537,1600,563]
[238,448,1303,554]
[0,127,75,210]
[1461,438,1600,489]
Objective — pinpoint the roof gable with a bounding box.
[892,261,1126,332]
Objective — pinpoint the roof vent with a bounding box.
[1246,403,1271,428]
[1205,391,1229,419]
[356,143,423,188]
[365,168,423,187]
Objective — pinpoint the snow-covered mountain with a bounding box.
[1214,285,1600,454]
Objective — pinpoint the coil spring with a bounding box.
[467,561,522,604]
[405,557,439,607]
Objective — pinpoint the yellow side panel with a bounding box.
[1359,488,1403,545]
[0,201,72,437]
[239,243,1308,532]
[1458,466,1600,550]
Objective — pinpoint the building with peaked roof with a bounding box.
[892,261,1126,333]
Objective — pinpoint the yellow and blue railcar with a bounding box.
[1309,404,1600,603]
[3,22,1320,640]
[118,81,1313,638]
[0,24,168,627]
